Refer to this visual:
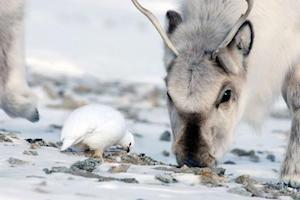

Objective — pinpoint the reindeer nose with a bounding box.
[183,158,200,167]
[183,155,212,168]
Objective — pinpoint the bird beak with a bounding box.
[126,142,132,153]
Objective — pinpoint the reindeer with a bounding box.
[0,0,39,122]
[132,0,300,186]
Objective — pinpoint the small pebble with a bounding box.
[108,164,130,173]
[70,158,101,172]
[8,157,29,166]
[162,150,170,157]
[159,131,171,142]
[224,160,236,165]
[235,175,257,185]
[266,154,276,162]
[49,124,63,130]
[0,134,13,143]
[155,173,178,184]
[250,155,260,163]
[231,149,260,163]
[23,150,38,156]
[228,187,252,197]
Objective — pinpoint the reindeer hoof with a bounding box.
[281,175,300,189]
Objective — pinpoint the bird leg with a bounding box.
[84,148,103,160]
[91,149,104,161]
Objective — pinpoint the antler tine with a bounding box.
[131,0,179,56]
[213,0,254,58]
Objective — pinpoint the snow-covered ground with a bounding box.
[0,0,298,199]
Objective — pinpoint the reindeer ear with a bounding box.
[166,10,182,34]
[231,21,254,56]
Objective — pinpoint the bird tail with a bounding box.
[61,139,75,151]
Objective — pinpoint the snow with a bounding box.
[0,0,296,200]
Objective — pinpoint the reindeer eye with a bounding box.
[167,92,173,102]
[220,90,232,104]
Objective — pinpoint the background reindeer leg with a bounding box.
[281,65,300,187]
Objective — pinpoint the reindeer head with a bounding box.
[132,0,254,167]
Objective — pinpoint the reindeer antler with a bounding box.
[131,0,179,56]
[213,0,254,58]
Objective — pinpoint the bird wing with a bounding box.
[61,126,97,151]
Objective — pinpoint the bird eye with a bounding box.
[220,90,232,104]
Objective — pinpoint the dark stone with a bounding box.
[155,174,178,184]
[44,166,138,184]
[23,150,38,156]
[235,175,257,185]
[0,135,13,143]
[266,154,276,162]
[8,157,29,166]
[70,158,101,172]
[231,149,260,163]
[162,150,170,157]
[224,160,236,165]
[159,131,171,142]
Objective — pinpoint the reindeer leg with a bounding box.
[281,66,300,188]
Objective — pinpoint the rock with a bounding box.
[0,134,13,143]
[105,152,165,166]
[250,154,260,163]
[231,149,255,157]
[26,138,46,146]
[23,150,38,156]
[26,138,61,149]
[0,131,19,143]
[266,154,276,162]
[199,168,226,186]
[44,166,138,184]
[228,187,252,197]
[108,164,130,173]
[235,175,257,185]
[264,182,300,199]
[244,183,265,198]
[70,158,101,172]
[231,149,260,163]
[43,167,70,174]
[154,166,226,177]
[8,157,29,166]
[155,174,178,184]
[223,160,236,165]
[49,124,63,130]
[162,150,170,157]
[47,142,61,148]
[159,131,171,142]
[154,166,226,186]
[214,168,226,176]
[47,95,86,110]
[133,133,143,138]
[99,177,138,184]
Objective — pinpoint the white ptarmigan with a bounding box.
[60,104,134,158]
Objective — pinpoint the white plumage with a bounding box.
[60,104,134,158]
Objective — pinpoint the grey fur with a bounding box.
[160,0,300,185]
[164,0,252,167]
[281,67,300,185]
